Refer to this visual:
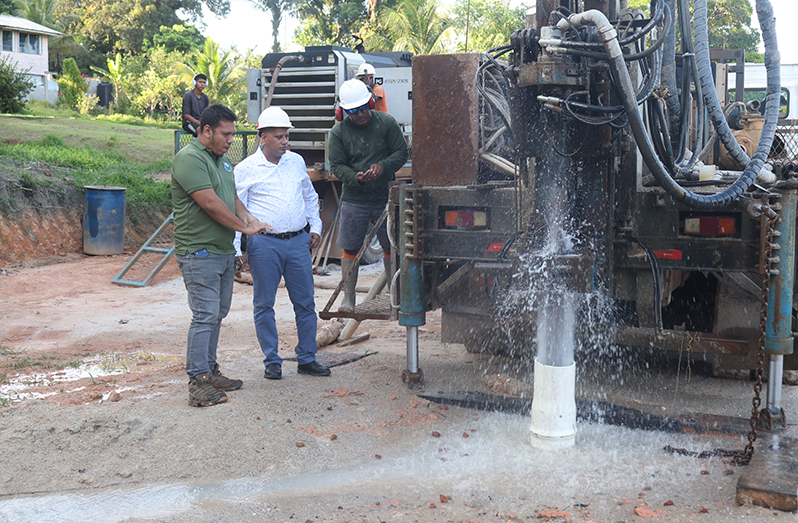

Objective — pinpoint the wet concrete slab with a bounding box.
[737,433,798,512]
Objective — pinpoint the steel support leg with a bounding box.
[398,185,424,387]
[768,355,784,412]
[406,326,419,374]
[765,190,797,425]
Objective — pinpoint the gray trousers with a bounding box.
[175,251,235,379]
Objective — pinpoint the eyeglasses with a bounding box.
[345,103,369,115]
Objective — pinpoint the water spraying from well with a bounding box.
[528,142,580,448]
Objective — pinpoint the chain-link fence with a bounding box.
[773,120,798,160]
[174,131,259,164]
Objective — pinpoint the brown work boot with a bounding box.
[188,373,228,407]
[210,366,243,391]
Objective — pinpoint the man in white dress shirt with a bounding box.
[234,106,330,379]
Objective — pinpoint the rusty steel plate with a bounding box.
[737,433,798,512]
[412,54,480,187]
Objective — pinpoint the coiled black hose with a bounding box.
[565,2,671,62]
[558,0,665,51]
[693,0,780,173]
[661,0,680,137]
[597,1,779,209]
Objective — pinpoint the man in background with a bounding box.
[356,63,388,113]
[182,73,209,137]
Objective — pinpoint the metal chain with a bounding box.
[664,207,780,466]
[740,212,780,462]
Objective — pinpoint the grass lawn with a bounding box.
[0,115,175,165]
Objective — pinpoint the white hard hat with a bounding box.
[356,63,376,77]
[257,106,293,130]
[339,79,372,110]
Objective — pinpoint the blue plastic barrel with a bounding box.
[83,186,126,255]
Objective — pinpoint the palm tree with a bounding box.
[173,38,246,107]
[370,0,456,55]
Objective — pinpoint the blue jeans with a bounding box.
[175,251,235,379]
[247,231,318,366]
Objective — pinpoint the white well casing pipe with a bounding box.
[530,359,577,448]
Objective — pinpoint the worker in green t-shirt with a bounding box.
[171,103,270,407]
[328,79,408,313]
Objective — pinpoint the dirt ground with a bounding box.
[0,254,796,523]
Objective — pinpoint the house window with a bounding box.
[2,31,12,52]
[19,33,40,55]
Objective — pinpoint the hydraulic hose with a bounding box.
[693,0,780,173]
[672,0,695,169]
[559,6,778,209]
[265,55,305,108]
[562,3,671,63]
[676,49,704,176]
[554,41,662,116]
[661,0,680,137]
[557,0,665,51]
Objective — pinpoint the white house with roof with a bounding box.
[0,14,62,104]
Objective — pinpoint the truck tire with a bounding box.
[360,236,384,265]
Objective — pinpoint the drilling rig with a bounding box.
[394,0,791,434]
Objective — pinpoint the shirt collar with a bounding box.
[192,137,215,156]
[256,144,285,166]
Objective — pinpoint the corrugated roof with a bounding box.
[0,14,63,37]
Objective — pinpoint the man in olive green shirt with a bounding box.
[328,79,408,312]
[171,103,270,407]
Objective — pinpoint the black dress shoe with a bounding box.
[264,363,282,380]
[297,360,331,376]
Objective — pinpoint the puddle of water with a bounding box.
[0,353,179,403]
[0,412,736,523]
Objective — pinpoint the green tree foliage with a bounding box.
[120,46,185,117]
[53,0,225,69]
[0,56,35,113]
[90,53,127,108]
[173,38,246,109]
[706,0,761,60]
[13,0,59,26]
[0,0,15,13]
[248,0,293,53]
[366,0,456,54]
[151,24,205,53]
[241,48,264,70]
[56,57,87,109]
[626,0,761,60]
[452,0,529,53]
[55,0,185,57]
[293,0,366,47]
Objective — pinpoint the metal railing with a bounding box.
[174,130,259,164]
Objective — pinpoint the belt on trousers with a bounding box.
[263,230,302,240]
